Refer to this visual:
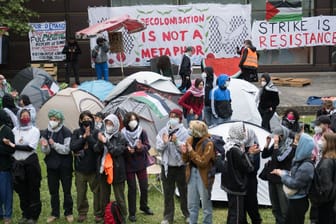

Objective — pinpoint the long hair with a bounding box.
[157,55,171,71]
[322,133,336,159]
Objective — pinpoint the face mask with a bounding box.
[105,125,114,134]
[287,114,295,121]
[314,126,323,134]
[201,72,207,80]
[169,118,180,128]
[225,81,230,87]
[317,139,325,150]
[49,120,59,129]
[95,122,102,129]
[2,79,7,84]
[261,81,267,87]
[128,120,138,130]
[20,117,30,126]
[82,120,92,128]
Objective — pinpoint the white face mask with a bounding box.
[95,122,103,129]
[201,72,207,80]
[49,120,59,129]
[105,125,114,134]
[261,81,267,87]
[128,120,138,130]
[314,126,323,134]
[169,118,180,128]
[224,81,230,87]
[317,139,325,150]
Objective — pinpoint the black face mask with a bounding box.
[82,120,91,127]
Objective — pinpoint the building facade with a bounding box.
[1,0,335,80]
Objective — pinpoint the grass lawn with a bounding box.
[10,116,315,223]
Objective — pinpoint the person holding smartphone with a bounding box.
[156,109,190,224]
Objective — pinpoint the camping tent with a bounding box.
[20,74,59,111]
[209,121,272,205]
[78,80,115,101]
[102,91,181,146]
[12,67,54,93]
[104,71,181,103]
[36,88,104,131]
[228,78,261,125]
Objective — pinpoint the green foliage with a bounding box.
[0,0,38,34]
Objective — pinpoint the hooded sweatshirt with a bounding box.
[0,109,15,171]
[280,133,314,199]
[210,74,232,119]
[257,73,280,111]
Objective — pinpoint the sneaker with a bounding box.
[4,218,11,224]
[18,217,28,224]
[128,215,136,222]
[26,219,37,224]
[77,215,87,223]
[65,215,74,223]
[47,216,58,223]
[161,220,170,224]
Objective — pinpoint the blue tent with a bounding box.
[79,80,115,101]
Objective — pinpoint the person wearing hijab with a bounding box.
[2,93,19,128]
[257,73,279,132]
[18,95,36,126]
[178,78,204,125]
[202,67,217,127]
[0,109,15,224]
[221,122,258,224]
[70,111,100,223]
[94,113,128,223]
[121,112,153,222]
[3,109,41,224]
[271,133,315,224]
[156,109,190,224]
[181,120,215,224]
[40,109,74,223]
[210,74,232,126]
[261,125,295,224]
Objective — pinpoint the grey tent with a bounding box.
[20,75,59,111]
[102,91,181,147]
[12,67,54,93]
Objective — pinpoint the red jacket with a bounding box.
[178,91,204,116]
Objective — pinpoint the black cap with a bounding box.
[315,115,331,125]
[184,46,193,53]
[94,112,104,119]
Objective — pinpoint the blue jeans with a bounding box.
[187,167,212,224]
[0,171,13,219]
[203,106,215,127]
[186,113,202,126]
[268,182,288,224]
[95,62,109,81]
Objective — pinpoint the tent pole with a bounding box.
[120,52,124,79]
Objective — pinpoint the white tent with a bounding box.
[228,78,261,125]
[36,88,104,131]
[209,121,272,205]
[105,71,181,102]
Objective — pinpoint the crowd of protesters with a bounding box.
[1,43,336,224]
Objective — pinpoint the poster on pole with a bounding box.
[88,4,251,67]
[29,21,66,61]
[252,16,336,50]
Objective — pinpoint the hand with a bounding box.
[48,138,55,146]
[186,142,193,152]
[273,135,279,144]
[180,144,187,153]
[189,109,194,114]
[170,134,177,143]
[194,114,199,120]
[98,132,106,143]
[270,169,283,176]
[2,138,14,148]
[128,146,135,154]
[269,107,273,111]
[40,138,48,146]
[162,133,169,143]
[136,139,143,149]
[248,144,260,154]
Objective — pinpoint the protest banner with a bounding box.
[29,21,66,61]
[88,4,251,67]
[252,16,336,50]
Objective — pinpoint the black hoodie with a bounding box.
[0,109,15,171]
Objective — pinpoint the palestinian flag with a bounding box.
[266,1,302,22]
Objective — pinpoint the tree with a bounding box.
[0,0,38,35]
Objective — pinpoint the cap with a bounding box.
[169,109,183,121]
[184,46,193,53]
[315,115,331,125]
[94,112,104,119]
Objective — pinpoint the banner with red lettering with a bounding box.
[252,16,336,50]
[88,4,251,67]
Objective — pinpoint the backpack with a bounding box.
[202,134,226,177]
[308,160,336,206]
[104,201,123,224]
